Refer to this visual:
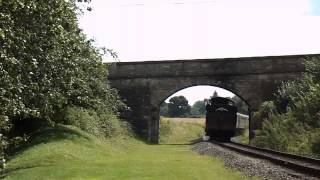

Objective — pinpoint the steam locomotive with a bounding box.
[205,97,238,141]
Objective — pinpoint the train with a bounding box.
[205,97,238,141]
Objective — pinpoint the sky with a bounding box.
[79,0,320,62]
[165,86,234,105]
[78,0,320,105]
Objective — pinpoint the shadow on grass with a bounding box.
[0,164,52,179]
[157,138,203,146]
[157,143,191,146]
[8,125,91,159]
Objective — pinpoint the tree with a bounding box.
[167,96,191,117]
[0,0,122,120]
[231,96,249,114]
[191,100,206,117]
[0,0,123,158]
[212,91,219,98]
[160,102,169,116]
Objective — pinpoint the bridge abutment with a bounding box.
[149,105,160,143]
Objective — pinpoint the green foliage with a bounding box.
[230,96,249,114]
[159,117,172,142]
[62,106,131,138]
[252,113,292,151]
[232,129,249,144]
[304,56,320,82]
[0,0,125,162]
[253,111,320,157]
[190,100,206,117]
[252,57,320,157]
[252,101,277,122]
[167,96,191,117]
[62,107,104,137]
[0,0,121,120]
[274,76,315,113]
[159,102,169,116]
[0,116,11,168]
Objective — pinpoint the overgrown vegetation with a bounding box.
[0,0,126,168]
[252,57,320,158]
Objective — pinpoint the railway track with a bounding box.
[211,140,320,177]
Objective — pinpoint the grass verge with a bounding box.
[232,129,250,144]
[2,124,247,179]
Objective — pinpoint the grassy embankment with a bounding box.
[3,119,247,179]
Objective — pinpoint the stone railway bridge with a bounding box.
[108,54,316,143]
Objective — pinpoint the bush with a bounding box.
[253,112,320,157]
[62,106,131,138]
[252,113,292,151]
[253,101,277,121]
[252,57,320,157]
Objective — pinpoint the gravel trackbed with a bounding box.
[192,142,319,180]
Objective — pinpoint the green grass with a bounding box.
[159,117,205,144]
[2,124,247,179]
[232,129,250,144]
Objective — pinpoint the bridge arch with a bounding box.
[153,84,252,143]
